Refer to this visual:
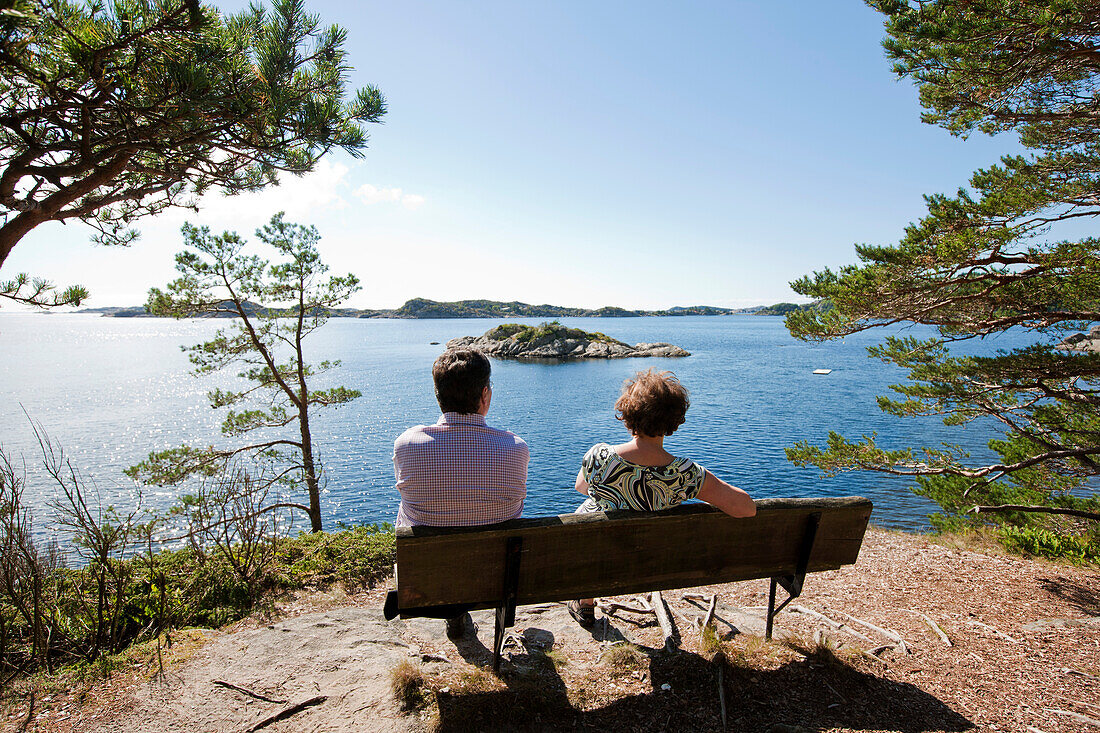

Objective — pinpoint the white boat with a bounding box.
[812,369,832,375]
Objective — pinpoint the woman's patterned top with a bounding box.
[577,442,706,512]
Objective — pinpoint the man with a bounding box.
[393,348,529,637]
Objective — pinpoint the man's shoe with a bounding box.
[445,612,472,640]
[568,600,597,628]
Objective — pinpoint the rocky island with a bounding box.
[1056,324,1100,352]
[446,322,690,359]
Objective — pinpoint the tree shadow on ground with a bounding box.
[1039,574,1100,616]
[433,639,974,732]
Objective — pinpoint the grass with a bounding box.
[698,623,722,657]
[389,660,429,711]
[543,647,570,670]
[722,634,785,668]
[599,642,646,673]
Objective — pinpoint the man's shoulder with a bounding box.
[486,424,529,450]
[394,423,435,449]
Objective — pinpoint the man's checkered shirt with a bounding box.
[393,412,529,527]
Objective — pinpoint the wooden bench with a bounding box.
[383,496,872,671]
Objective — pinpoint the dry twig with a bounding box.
[965,618,1019,643]
[834,610,907,648]
[1043,708,1100,729]
[598,600,652,616]
[244,696,327,732]
[904,610,952,646]
[715,651,727,730]
[214,679,287,704]
[789,605,874,643]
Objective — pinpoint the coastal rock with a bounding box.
[1055,325,1100,352]
[446,322,689,360]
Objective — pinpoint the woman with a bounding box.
[568,369,756,626]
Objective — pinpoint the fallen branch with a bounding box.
[18,691,34,733]
[965,618,1019,643]
[715,651,727,730]
[904,610,952,646]
[789,605,874,643]
[970,504,1100,522]
[651,591,679,651]
[834,610,908,653]
[214,680,287,704]
[1044,708,1100,729]
[702,595,717,631]
[1063,667,1100,682]
[244,696,327,732]
[598,600,652,616]
[1050,694,1100,714]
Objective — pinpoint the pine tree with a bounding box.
[0,0,384,306]
[127,213,360,533]
[786,0,1100,558]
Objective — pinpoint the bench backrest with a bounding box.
[395,496,872,612]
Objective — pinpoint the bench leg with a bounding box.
[766,578,778,639]
[492,536,523,674]
[766,511,822,640]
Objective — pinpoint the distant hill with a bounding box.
[74,298,816,319]
[753,302,826,316]
[383,298,743,319]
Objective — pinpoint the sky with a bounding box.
[5,1,1023,311]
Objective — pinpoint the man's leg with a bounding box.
[445,611,474,640]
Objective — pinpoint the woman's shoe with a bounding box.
[567,600,596,627]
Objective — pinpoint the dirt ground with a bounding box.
[4,528,1099,733]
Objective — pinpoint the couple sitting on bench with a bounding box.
[392,348,756,640]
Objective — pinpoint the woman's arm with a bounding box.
[575,469,589,495]
[696,471,755,517]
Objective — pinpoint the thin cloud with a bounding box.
[355,184,425,210]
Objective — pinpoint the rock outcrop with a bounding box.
[1055,325,1100,353]
[446,322,689,359]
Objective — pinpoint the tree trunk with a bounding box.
[0,211,48,270]
[299,406,322,533]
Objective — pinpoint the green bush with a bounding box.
[0,523,396,688]
[997,525,1100,565]
[275,524,395,589]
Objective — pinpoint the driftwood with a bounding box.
[244,696,327,732]
[965,618,1019,643]
[904,610,952,646]
[651,592,679,650]
[789,605,874,643]
[214,680,287,704]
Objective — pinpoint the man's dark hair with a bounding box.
[433,349,491,414]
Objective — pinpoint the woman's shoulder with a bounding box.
[583,442,616,461]
[667,455,705,477]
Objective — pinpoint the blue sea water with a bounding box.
[0,313,1034,536]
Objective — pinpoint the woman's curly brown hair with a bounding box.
[615,369,690,437]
